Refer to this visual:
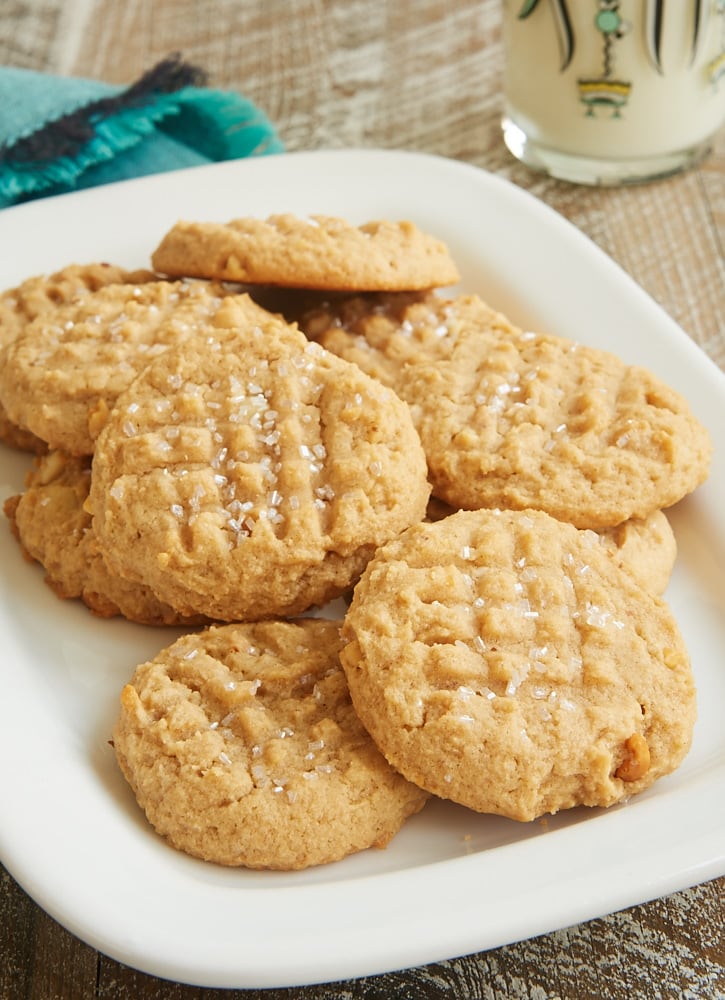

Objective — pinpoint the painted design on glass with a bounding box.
[517,0,725,112]
[518,0,575,71]
[578,2,632,116]
[644,0,711,73]
[707,0,725,84]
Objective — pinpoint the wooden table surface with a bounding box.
[1,2,723,998]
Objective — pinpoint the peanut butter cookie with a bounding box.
[4,450,208,625]
[151,214,460,291]
[308,291,711,528]
[341,508,696,822]
[90,323,429,621]
[113,619,429,869]
[302,291,503,389]
[0,280,272,455]
[401,314,711,527]
[587,510,676,596]
[426,497,677,595]
[0,262,154,453]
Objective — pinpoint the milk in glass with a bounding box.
[502,0,725,183]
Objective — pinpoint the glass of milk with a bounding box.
[501,0,725,184]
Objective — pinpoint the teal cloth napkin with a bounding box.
[0,55,284,209]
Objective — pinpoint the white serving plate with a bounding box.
[0,150,723,990]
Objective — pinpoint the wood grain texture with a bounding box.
[1,1,724,997]
[2,865,723,999]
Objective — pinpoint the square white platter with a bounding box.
[0,150,723,989]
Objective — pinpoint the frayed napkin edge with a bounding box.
[0,82,284,204]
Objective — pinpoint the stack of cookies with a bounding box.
[0,212,711,869]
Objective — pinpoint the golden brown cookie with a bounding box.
[302,291,498,389]
[151,214,460,291]
[90,322,429,621]
[0,262,155,453]
[0,262,155,351]
[589,510,677,596]
[340,508,696,822]
[3,450,207,625]
[311,291,711,527]
[0,280,272,456]
[402,328,711,527]
[0,410,46,455]
[426,498,676,595]
[113,619,429,869]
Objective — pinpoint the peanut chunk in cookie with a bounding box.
[615,733,651,782]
